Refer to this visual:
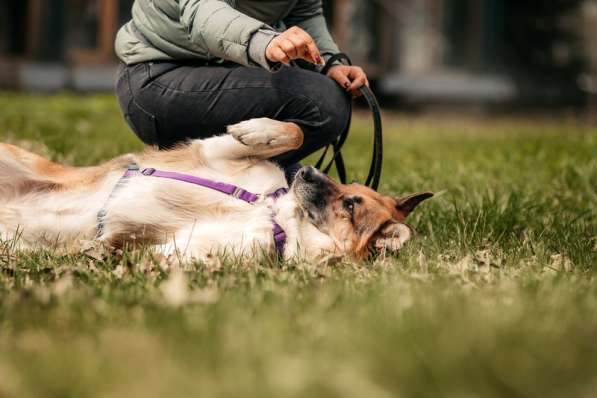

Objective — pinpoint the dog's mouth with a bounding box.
[291,166,338,226]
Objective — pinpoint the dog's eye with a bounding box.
[343,198,354,214]
[343,196,362,218]
[343,197,361,216]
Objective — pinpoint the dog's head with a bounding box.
[291,166,433,258]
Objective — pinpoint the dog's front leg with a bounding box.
[202,118,304,161]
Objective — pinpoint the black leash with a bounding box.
[316,53,383,191]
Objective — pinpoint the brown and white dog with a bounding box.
[0,118,432,262]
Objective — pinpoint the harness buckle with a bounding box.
[142,168,156,176]
[232,187,243,199]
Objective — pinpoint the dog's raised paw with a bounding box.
[227,118,302,149]
[228,118,279,147]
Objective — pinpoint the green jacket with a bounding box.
[115,0,340,69]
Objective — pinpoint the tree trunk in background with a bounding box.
[581,0,597,120]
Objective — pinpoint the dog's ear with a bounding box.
[372,222,412,253]
[395,192,434,218]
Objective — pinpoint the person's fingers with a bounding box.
[329,68,352,90]
[266,39,284,63]
[288,28,321,64]
[349,75,367,92]
[299,35,322,64]
[270,45,290,64]
[348,67,368,91]
[325,65,370,96]
[346,66,363,80]
[305,39,322,64]
[287,34,321,64]
[286,35,309,62]
[269,27,322,64]
[353,79,367,97]
[279,38,298,60]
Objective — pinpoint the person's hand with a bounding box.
[265,26,323,65]
[327,65,369,97]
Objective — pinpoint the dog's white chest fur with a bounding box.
[98,158,294,258]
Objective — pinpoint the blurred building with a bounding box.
[326,0,595,108]
[0,0,133,91]
[1,0,596,109]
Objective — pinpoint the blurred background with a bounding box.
[1,0,596,114]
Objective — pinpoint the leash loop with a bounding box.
[316,53,383,191]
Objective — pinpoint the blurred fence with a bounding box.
[1,0,596,110]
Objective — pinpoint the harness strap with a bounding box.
[271,222,287,254]
[100,164,288,255]
[96,163,139,238]
[317,52,384,191]
[133,167,262,204]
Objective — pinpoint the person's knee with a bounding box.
[317,77,351,140]
[295,71,351,140]
[275,68,351,150]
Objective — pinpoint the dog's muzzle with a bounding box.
[292,166,337,224]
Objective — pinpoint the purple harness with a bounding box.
[97,163,288,254]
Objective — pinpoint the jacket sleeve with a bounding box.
[178,0,272,66]
[283,0,340,61]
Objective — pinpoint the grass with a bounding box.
[0,93,596,398]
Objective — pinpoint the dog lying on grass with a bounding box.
[0,118,432,262]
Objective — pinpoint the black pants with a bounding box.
[115,61,351,166]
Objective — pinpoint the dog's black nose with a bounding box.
[298,166,315,183]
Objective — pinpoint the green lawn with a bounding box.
[0,93,596,398]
